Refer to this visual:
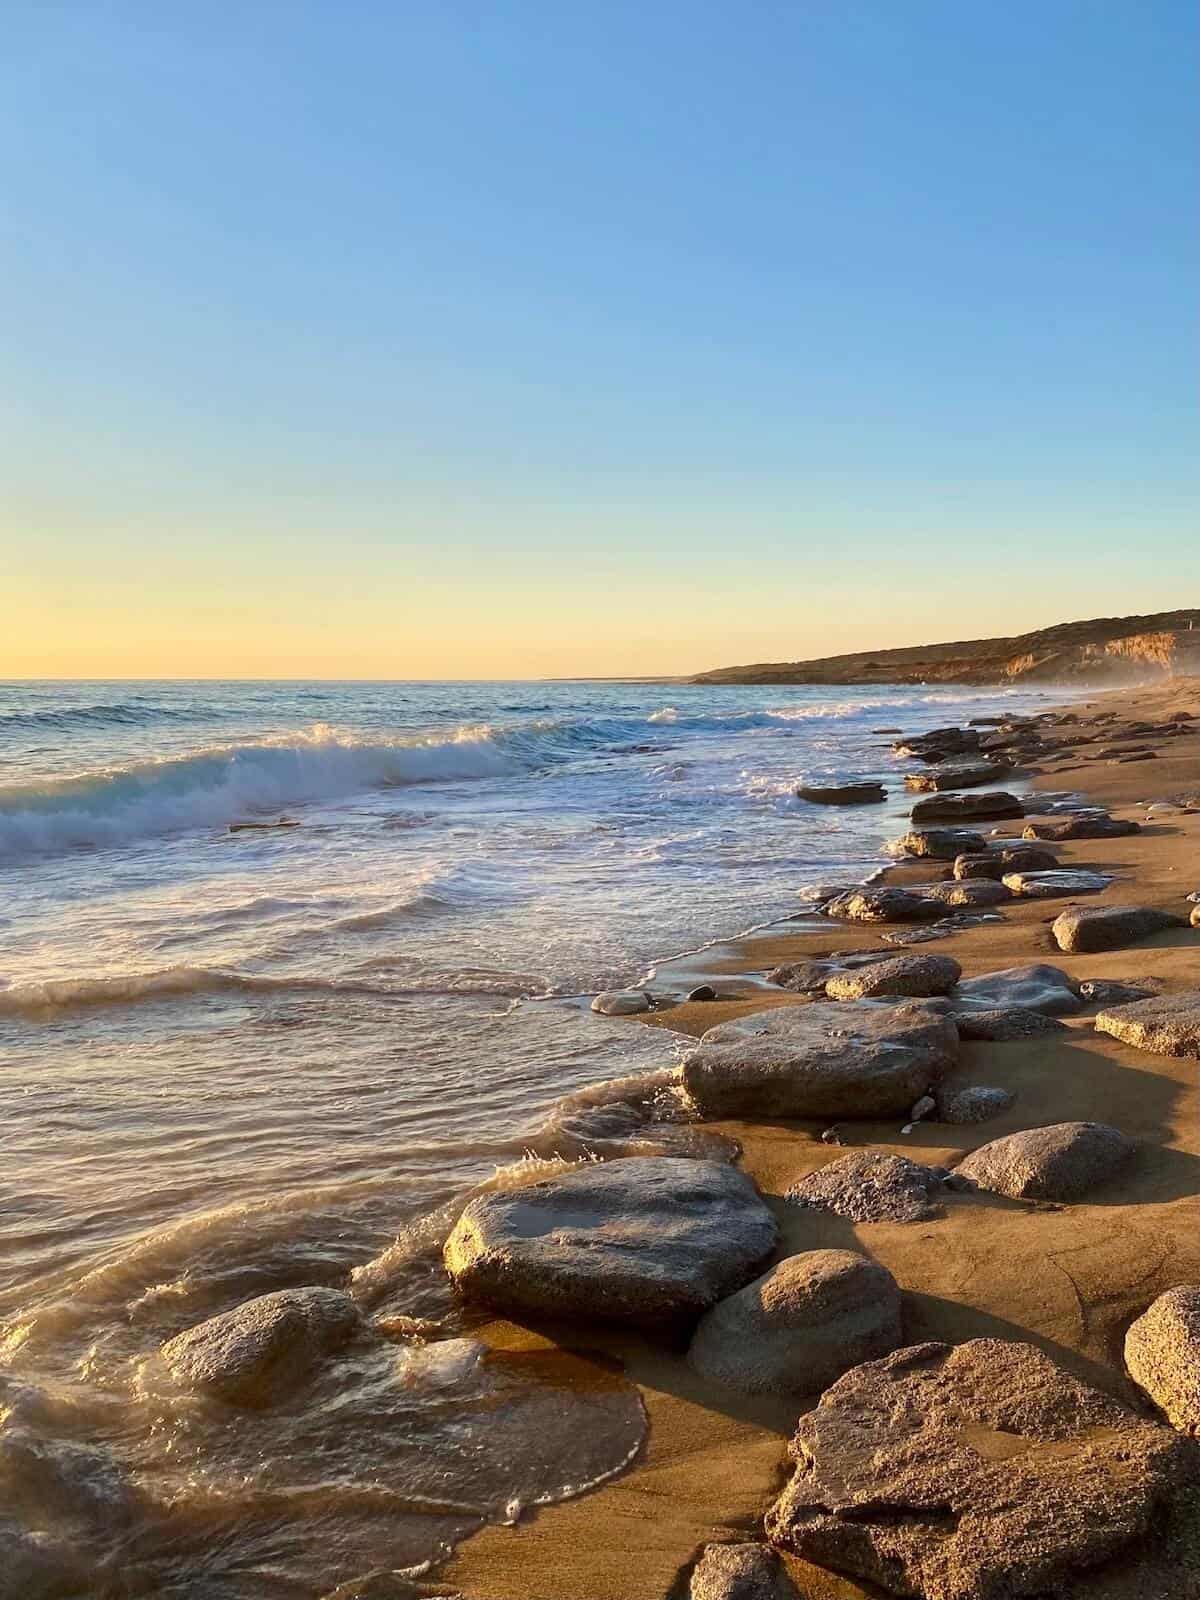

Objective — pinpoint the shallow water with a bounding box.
[0,678,1056,1595]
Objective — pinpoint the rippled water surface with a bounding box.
[0,678,1056,1595]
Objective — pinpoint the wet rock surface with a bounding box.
[888,827,989,860]
[796,781,886,805]
[687,1249,902,1396]
[1125,1286,1200,1435]
[1094,990,1200,1056]
[444,1157,778,1326]
[159,1286,362,1407]
[955,1121,1135,1201]
[1001,869,1113,898]
[591,989,654,1016]
[683,1001,958,1119]
[905,760,1013,792]
[1052,905,1185,953]
[787,1149,943,1221]
[824,952,961,1001]
[925,878,1013,908]
[910,791,1025,824]
[953,1007,1068,1041]
[950,962,1082,1016]
[824,887,942,924]
[766,1338,1190,1600]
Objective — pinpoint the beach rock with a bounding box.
[688,1542,799,1600]
[160,1287,361,1407]
[321,1579,462,1600]
[796,781,886,805]
[769,951,893,994]
[1094,990,1200,1056]
[958,843,1060,881]
[687,1250,902,1397]
[892,728,982,762]
[787,1150,942,1222]
[879,913,1000,946]
[687,984,719,1002]
[824,953,960,1001]
[1023,814,1141,840]
[765,1337,1190,1600]
[954,1121,1134,1200]
[910,791,1024,824]
[951,962,1081,1016]
[935,1084,1015,1124]
[1001,868,1112,898]
[924,878,1012,909]
[591,989,653,1016]
[1051,905,1184,953]
[1193,904,1200,928]
[904,760,1013,793]
[795,881,858,905]
[824,887,941,924]
[444,1157,778,1326]
[1124,1286,1200,1435]
[888,827,988,860]
[1076,977,1161,1007]
[954,1007,1068,1041]
[683,1002,958,1120]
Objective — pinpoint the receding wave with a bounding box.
[0,698,209,733]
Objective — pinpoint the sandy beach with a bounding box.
[445,676,1200,1600]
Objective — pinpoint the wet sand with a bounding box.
[446,677,1200,1600]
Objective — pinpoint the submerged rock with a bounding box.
[950,962,1081,1016]
[444,1157,777,1326]
[1051,905,1184,953]
[765,1338,1189,1600]
[687,1249,902,1397]
[159,1286,361,1407]
[796,781,886,805]
[904,760,1013,793]
[910,791,1024,824]
[954,1120,1134,1201]
[787,1150,943,1222]
[823,887,941,924]
[682,1001,958,1119]
[1125,1286,1200,1435]
[824,952,961,1001]
[688,1542,800,1600]
[591,989,653,1016]
[1094,990,1200,1056]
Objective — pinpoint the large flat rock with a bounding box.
[910,791,1024,824]
[1125,1286,1200,1435]
[159,1286,361,1407]
[766,1338,1189,1600]
[888,827,989,860]
[1024,814,1140,840]
[682,1001,958,1119]
[796,781,886,805]
[443,1157,778,1326]
[824,953,961,1001]
[954,844,1058,880]
[905,760,1013,793]
[1094,990,1200,1056]
[1052,905,1185,953]
[950,962,1081,1016]
[824,887,942,924]
[1001,869,1112,898]
[687,1249,902,1396]
[954,1120,1135,1201]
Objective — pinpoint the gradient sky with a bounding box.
[3,2,1197,679]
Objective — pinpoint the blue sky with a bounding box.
[3,2,1196,676]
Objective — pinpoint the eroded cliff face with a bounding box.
[694,611,1200,687]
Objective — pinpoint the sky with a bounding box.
[2,2,1197,679]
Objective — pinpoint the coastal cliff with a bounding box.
[693,609,1200,687]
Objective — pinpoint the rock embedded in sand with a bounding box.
[159,1286,361,1407]
[904,760,1013,793]
[824,952,960,1001]
[953,1007,1067,1041]
[1001,868,1113,898]
[1094,989,1200,1056]
[888,826,988,860]
[953,844,1058,880]
[443,1157,777,1326]
[954,1120,1134,1201]
[1076,977,1160,1007]
[590,989,653,1016]
[796,781,887,805]
[1023,813,1140,840]
[765,1337,1190,1600]
[823,887,941,924]
[687,1249,902,1397]
[787,1150,943,1222]
[1051,904,1185,953]
[924,877,1012,908]
[688,1541,800,1600]
[950,962,1081,1016]
[909,790,1024,824]
[1125,1286,1200,1435]
[682,1001,958,1120]
[935,1084,1015,1124]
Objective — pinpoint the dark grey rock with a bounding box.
[954,1121,1135,1200]
[951,963,1081,1016]
[687,1249,902,1396]
[765,1338,1190,1600]
[797,781,886,805]
[1077,978,1161,1008]
[687,984,719,1002]
[910,791,1024,824]
[787,1150,943,1222]
[444,1157,778,1326]
[904,760,1013,793]
[953,1007,1068,1041]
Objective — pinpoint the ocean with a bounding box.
[0,677,1057,1596]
